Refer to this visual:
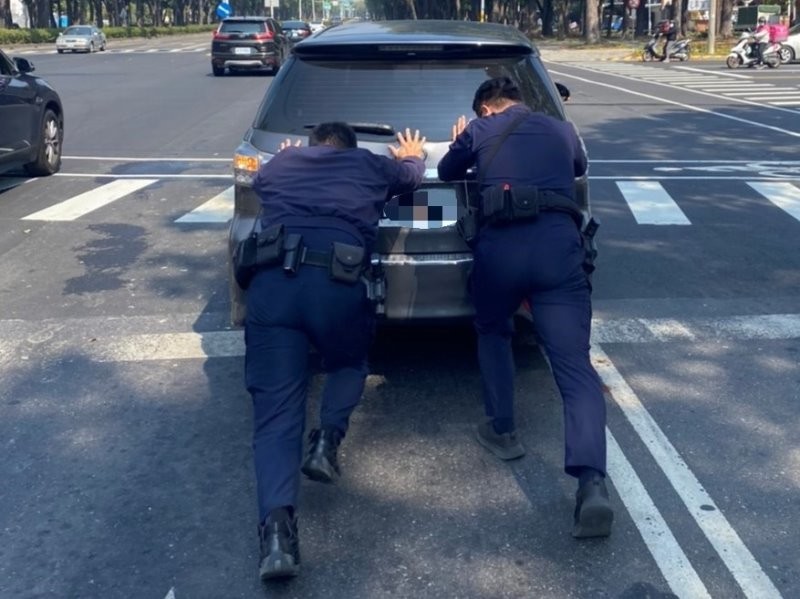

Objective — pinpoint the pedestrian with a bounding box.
[437,77,613,538]
[245,122,426,579]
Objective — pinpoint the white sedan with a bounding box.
[56,25,107,54]
[778,23,800,63]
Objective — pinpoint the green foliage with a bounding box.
[0,28,61,44]
[0,25,216,45]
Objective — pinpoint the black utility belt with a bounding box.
[480,184,582,227]
[233,223,368,289]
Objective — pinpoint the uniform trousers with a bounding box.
[470,212,606,476]
[244,226,374,523]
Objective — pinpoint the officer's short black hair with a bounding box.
[309,122,357,149]
[472,77,523,115]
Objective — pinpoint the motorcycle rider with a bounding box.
[656,19,678,62]
[753,16,770,68]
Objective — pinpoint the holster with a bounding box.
[364,253,387,315]
[581,216,600,280]
[456,210,479,247]
[232,222,285,290]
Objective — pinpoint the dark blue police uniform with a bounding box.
[438,104,607,478]
[247,145,424,524]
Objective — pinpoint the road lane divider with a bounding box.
[749,182,800,222]
[593,344,782,599]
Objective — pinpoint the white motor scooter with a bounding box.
[726,32,782,69]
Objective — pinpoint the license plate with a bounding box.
[233,47,251,55]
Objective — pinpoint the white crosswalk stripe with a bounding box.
[616,181,691,225]
[21,179,158,221]
[174,185,234,223]
[5,175,800,227]
[748,181,800,221]
[578,63,800,109]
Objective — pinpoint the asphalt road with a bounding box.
[1,35,799,599]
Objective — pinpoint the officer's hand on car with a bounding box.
[389,128,426,160]
[279,138,302,151]
[451,115,468,141]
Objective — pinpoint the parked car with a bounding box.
[309,21,325,33]
[227,20,585,326]
[55,25,106,53]
[778,22,800,63]
[0,49,64,177]
[211,16,289,76]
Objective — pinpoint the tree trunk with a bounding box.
[584,0,599,42]
[719,0,734,38]
[0,0,11,27]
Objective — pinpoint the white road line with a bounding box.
[616,181,691,225]
[606,431,711,598]
[770,100,800,106]
[63,155,230,162]
[550,66,800,124]
[175,185,233,223]
[53,173,230,180]
[673,66,751,78]
[592,345,782,599]
[78,313,800,363]
[748,181,800,221]
[164,588,176,599]
[22,179,157,221]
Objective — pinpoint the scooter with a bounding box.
[642,36,691,62]
[726,32,781,69]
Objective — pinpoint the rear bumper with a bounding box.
[212,52,279,69]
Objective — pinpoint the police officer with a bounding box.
[438,77,613,538]
[247,122,426,579]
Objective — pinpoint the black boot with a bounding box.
[259,507,300,580]
[301,427,341,483]
[572,473,614,538]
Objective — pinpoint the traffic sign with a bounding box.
[215,1,232,18]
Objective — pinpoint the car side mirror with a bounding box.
[555,82,570,102]
[13,57,35,74]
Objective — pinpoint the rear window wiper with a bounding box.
[303,122,396,136]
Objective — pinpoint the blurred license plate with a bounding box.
[233,47,251,55]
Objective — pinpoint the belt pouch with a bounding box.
[509,186,540,220]
[329,242,365,284]
[255,223,285,267]
[283,233,303,275]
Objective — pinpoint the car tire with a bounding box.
[57,49,64,54]
[24,108,63,177]
[100,41,106,51]
[778,45,793,63]
[89,42,95,53]
[212,64,225,76]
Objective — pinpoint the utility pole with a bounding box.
[707,0,716,54]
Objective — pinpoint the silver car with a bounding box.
[779,23,800,63]
[56,25,107,54]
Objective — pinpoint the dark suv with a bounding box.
[0,49,63,177]
[228,20,587,326]
[211,17,288,76]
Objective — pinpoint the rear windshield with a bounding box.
[220,21,266,34]
[254,56,562,141]
[64,27,92,35]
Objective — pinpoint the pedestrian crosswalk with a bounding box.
[3,174,800,228]
[12,45,210,56]
[577,63,800,109]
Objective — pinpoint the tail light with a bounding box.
[213,31,230,40]
[254,31,274,41]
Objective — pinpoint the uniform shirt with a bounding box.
[437,103,587,202]
[253,145,425,247]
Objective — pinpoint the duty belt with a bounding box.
[479,184,583,228]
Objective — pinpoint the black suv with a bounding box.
[228,20,587,325]
[211,17,288,76]
[0,49,63,177]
